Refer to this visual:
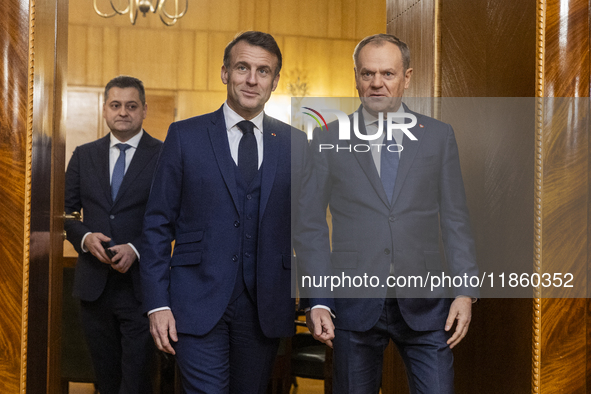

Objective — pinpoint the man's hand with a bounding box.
[149,310,178,355]
[109,244,137,273]
[306,308,335,348]
[84,232,112,264]
[445,296,472,348]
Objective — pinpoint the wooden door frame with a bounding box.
[0,0,69,392]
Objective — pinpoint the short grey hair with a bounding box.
[353,34,411,72]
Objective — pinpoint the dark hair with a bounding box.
[353,34,411,72]
[223,31,282,76]
[104,75,146,105]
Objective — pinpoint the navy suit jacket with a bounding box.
[64,131,163,302]
[297,105,478,332]
[141,106,309,338]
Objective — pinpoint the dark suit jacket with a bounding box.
[141,106,309,338]
[298,105,478,332]
[64,131,163,302]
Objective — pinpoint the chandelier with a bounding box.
[93,0,188,26]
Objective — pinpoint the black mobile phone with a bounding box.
[101,241,116,259]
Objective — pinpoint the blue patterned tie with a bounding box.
[111,143,131,201]
[237,121,258,184]
[380,122,399,204]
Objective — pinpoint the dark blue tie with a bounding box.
[237,120,258,184]
[380,122,399,203]
[111,143,131,201]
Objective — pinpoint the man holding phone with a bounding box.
[64,76,162,394]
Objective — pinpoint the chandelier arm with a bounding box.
[160,0,188,20]
[111,0,131,15]
[129,1,139,24]
[93,0,118,18]
[159,14,179,26]
[94,0,186,25]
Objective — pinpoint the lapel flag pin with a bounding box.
[419,124,424,128]
[271,133,276,136]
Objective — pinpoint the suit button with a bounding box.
[234,221,240,227]
[389,216,395,222]
[246,234,252,239]
[384,248,391,255]
[245,252,251,258]
[110,215,115,219]
[246,194,252,200]
[232,255,238,262]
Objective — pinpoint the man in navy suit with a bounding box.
[141,31,308,393]
[65,76,161,394]
[302,34,479,393]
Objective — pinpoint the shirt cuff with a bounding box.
[128,243,140,260]
[305,305,336,318]
[81,232,91,253]
[148,306,171,316]
[456,295,478,303]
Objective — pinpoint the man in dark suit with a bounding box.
[301,34,479,393]
[141,31,309,393]
[65,76,161,394]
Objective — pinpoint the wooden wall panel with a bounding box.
[341,0,357,39]
[27,0,68,392]
[70,0,386,38]
[67,0,387,122]
[210,0,242,32]
[327,0,343,38]
[207,31,236,92]
[86,26,104,87]
[192,32,209,91]
[355,0,386,44]
[536,0,590,391]
[177,31,196,90]
[387,0,536,392]
[65,90,102,164]
[253,0,271,33]
[327,40,357,97]
[440,0,536,392]
[102,27,119,83]
[119,28,180,89]
[239,0,257,30]
[440,0,485,97]
[0,1,31,392]
[143,93,177,142]
[177,91,228,120]
[67,25,88,85]
[388,0,436,116]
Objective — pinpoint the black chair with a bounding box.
[290,319,332,394]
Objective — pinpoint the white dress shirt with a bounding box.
[361,106,405,176]
[149,104,267,316]
[223,101,264,168]
[80,130,144,258]
[109,130,143,182]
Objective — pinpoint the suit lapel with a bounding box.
[390,109,425,207]
[112,132,159,206]
[90,135,113,205]
[208,107,241,215]
[259,114,279,222]
[350,109,391,207]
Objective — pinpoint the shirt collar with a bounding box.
[223,101,264,134]
[362,103,405,127]
[110,129,143,148]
